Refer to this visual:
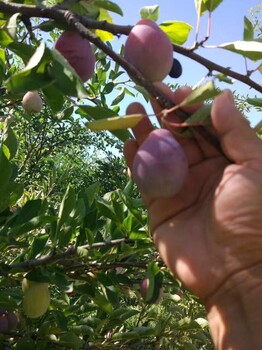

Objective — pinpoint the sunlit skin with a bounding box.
[124,83,262,349]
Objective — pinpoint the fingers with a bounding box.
[123,139,138,172]
[150,82,203,125]
[126,102,154,145]
[212,90,262,169]
[124,102,153,173]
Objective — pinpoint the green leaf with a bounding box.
[145,262,163,304]
[77,105,131,142]
[160,21,193,45]
[184,104,212,124]
[140,5,159,21]
[0,148,12,190]
[96,198,119,222]
[111,88,125,106]
[219,40,262,61]
[9,215,56,237]
[56,186,76,239]
[112,326,155,340]
[28,234,49,259]
[94,0,123,16]
[42,84,65,114]
[2,124,17,160]
[95,9,114,41]
[13,199,43,225]
[92,291,113,313]
[0,28,14,46]
[6,43,54,94]
[244,16,254,41]
[195,0,223,15]
[179,105,212,136]
[58,331,84,350]
[203,0,223,12]
[23,41,46,70]
[86,114,144,131]
[179,81,219,107]
[247,97,262,107]
[5,13,20,39]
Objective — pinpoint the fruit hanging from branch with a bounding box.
[22,280,50,319]
[22,91,43,113]
[169,58,183,78]
[54,31,96,82]
[132,128,188,198]
[124,19,173,82]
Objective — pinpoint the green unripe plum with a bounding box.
[22,277,49,293]
[23,283,50,319]
[133,129,188,198]
[22,91,43,113]
[54,31,96,82]
[0,314,8,333]
[124,19,173,82]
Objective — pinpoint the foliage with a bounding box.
[0,0,260,349]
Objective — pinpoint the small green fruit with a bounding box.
[22,278,49,293]
[23,283,50,319]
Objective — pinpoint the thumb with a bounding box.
[212,90,262,167]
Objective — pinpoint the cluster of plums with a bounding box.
[22,20,186,198]
[22,19,182,114]
[0,308,19,333]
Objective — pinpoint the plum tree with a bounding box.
[22,91,43,113]
[54,31,96,82]
[132,128,188,198]
[169,58,183,78]
[124,19,173,82]
[23,282,50,319]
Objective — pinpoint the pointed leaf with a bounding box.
[77,105,131,142]
[140,5,159,21]
[203,0,223,12]
[86,114,144,131]
[244,16,254,41]
[219,40,262,61]
[160,21,192,45]
[56,186,76,239]
[179,81,219,107]
[94,0,123,16]
[95,9,114,41]
[247,97,262,107]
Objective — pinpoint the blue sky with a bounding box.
[110,1,261,125]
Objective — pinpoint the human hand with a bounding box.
[124,84,262,304]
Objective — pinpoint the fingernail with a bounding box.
[223,89,235,106]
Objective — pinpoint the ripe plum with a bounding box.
[22,91,43,113]
[124,19,173,82]
[133,129,188,198]
[54,31,95,82]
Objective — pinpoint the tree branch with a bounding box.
[173,44,262,93]
[5,238,145,274]
[0,2,260,155]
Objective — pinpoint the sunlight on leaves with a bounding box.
[160,21,193,45]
